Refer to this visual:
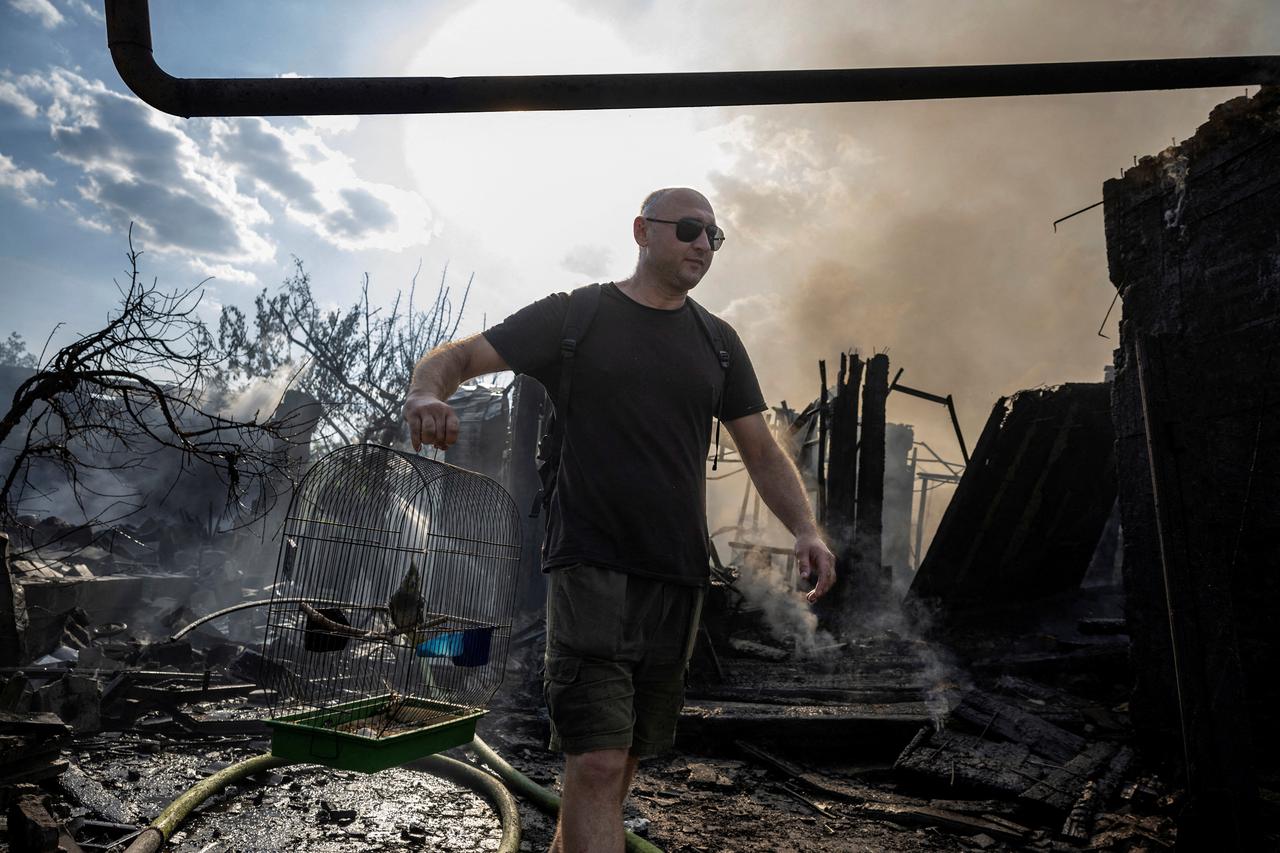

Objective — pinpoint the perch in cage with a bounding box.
[259,443,521,772]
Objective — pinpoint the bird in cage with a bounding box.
[262,443,521,773]
[387,559,424,634]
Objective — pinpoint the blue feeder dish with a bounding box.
[452,627,494,667]
[417,631,465,658]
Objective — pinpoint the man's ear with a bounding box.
[633,215,649,247]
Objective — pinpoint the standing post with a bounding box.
[0,534,27,667]
[908,445,921,570]
[816,360,829,529]
[853,354,890,603]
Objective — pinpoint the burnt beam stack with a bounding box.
[1104,85,1280,848]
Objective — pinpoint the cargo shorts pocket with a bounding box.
[543,654,634,753]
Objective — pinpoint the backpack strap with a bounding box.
[531,283,601,517]
[555,282,601,441]
[687,297,731,470]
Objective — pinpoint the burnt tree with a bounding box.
[217,258,470,451]
[0,231,296,547]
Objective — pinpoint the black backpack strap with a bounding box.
[687,297,731,470]
[556,283,602,436]
[531,283,601,517]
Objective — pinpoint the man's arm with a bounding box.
[403,333,509,451]
[724,412,836,602]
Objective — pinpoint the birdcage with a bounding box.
[259,443,521,772]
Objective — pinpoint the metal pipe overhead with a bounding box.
[106,1,1280,117]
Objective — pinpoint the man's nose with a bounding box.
[691,228,712,251]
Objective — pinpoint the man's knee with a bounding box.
[565,747,630,787]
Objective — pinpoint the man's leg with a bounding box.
[550,748,636,853]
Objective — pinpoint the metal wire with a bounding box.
[261,443,521,740]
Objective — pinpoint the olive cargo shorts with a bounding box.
[544,563,704,756]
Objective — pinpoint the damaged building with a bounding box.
[2,83,1279,853]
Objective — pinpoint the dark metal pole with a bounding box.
[908,446,921,571]
[817,360,828,529]
[945,395,970,465]
[106,1,1280,118]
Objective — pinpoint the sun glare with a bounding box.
[402,0,734,296]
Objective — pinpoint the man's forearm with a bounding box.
[744,444,820,537]
[408,339,470,401]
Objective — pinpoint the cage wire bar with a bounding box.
[260,444,520,765]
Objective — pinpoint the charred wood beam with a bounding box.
[105,3,1280,117]
[822,353,863,623]
[826,352,863,537]
[817,360,829,528]
[852,354,890,596]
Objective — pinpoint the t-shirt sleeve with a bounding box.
[481,292,569,378]
[719,321,768,421]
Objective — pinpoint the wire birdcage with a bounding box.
[260,443,520,772]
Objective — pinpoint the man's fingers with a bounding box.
[444,410,460,447]
[797,542,837,602]
[402,398,460,453]
[405,411,422,451]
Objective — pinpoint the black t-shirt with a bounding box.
[483,283,767,586]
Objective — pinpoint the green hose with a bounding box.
[471,735,664,853]
[406,753,522,853]
[122,751,522,853]
[124,754,293,853]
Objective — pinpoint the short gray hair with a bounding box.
[640,188,680,217]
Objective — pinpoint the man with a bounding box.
[403,187,835,852]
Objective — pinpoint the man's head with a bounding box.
[633,187,722,292]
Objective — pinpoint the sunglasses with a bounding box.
[644,217,726,251]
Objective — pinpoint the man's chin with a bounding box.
[676,268,706,290]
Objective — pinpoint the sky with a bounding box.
[1,0,1276,540]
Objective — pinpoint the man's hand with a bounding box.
[402,335,510,452]
[795,530,836,603]
[403,393,460,452]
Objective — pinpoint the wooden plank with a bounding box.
[850,801,1031,844]
[949,690,1087,765]
[894,728,1044,796]
[1019,741,1118,813]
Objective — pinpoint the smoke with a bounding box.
[732,548,837,655]
[217,362,299,423]
[571,0,1275,458]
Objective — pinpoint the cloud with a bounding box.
[305,115,360,135]
[60,0,102,22]
[214,119,321,213]
[191,260,259,286]
[9,68,437,265]
[561,244,614,278]
[0,78,39,118]
[11,69,273,263]
[0,152,53,206]
[9,0,63,28]
[212,116,434,251]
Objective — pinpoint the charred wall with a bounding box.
[1104,86,1280,848]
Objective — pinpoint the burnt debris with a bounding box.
[1105,84,1280,848]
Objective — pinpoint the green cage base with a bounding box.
[267,693,486,773]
